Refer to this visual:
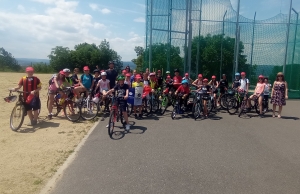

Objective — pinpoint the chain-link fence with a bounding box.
[144,0,300,98]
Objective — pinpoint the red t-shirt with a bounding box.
[173,76,182,89]
[176,85,190,94]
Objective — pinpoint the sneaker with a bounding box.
[48,114,52,120]
[31,120,37,126]
[134,114,138,119]
[139,114,143,119]
[125,124,130,131]
[106,124,109,128]
[259,114,264,118]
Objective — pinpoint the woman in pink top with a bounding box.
[248,75,265,118]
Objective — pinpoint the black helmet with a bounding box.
[93,69,100,73]
[174,69,179,73]
[108,61,114,65]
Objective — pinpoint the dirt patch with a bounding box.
[0,73,97,194]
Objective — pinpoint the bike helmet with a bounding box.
[198,74,203,78]
[212,75,216,79]
[4,95,17,103]
[93,69,100,73]
[203,78,208,82]
[181,80,189,85]
[149,72,155,76]
[241,72,246,76]
[166,71,170,74]
[63,68,71,73]
[235,72,240,76]
[174,69,179,73]
[258,75,264,79]
[101,72,107,76]
[117,75,125,81]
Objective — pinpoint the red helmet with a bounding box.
[26,67,34,72]
[203,78,208,82]
[198,74,203,78]
[241,72,246,76]
[157,70,161,73]
[258,75,264,79]
[212,75,216,79]
[122,70,127,73]
[185,73,189,76]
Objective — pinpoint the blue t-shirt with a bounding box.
[81,74,93,89]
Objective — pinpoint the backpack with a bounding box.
[48,74,57,85]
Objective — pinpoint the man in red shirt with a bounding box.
[12,67,42,126]
[173,69,182,89]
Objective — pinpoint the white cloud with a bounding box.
[31,0,56,4]
[89,3,98,11]
[17,5,25,12]
[134,17,145,23]
[100,8,111,14]
[94,22,106,30]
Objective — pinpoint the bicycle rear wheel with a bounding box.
[81,100,99,120]
[64,101,81,122]
[227,99,238,115]
[10,103,25,131]
[108,110,115,137]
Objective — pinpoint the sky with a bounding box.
[0,0,299,61]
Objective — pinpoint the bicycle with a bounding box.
[191,92,203,120]
[219,88,235,109]
[107,95,127,137]
[227,90,246,115]
[238,95,260,117]
[80,90,99,121]
[171,94,185,120]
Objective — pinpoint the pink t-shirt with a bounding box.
[255,83,265,95]
[49,78,62,91]
[98,79,110,92]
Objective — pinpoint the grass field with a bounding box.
[0,73,96,194]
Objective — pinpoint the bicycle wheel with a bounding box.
[64,101,81,122]
[171,105,177,120]
[143,99,151,115]
[254,101,260,115]
[81,100,99,120]
[160,95,169,115]
[220,94,228,109]
[207,99,213,115]
[108,110,115,137]
[227,99,238,115]
[47,95,61,117]
[192,102,201,120]
[151,99,160,113]
[238,100,247,117]
[10,103,25,131]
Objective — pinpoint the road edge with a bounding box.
[39,119,100,194]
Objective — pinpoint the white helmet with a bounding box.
[63,68,70,73]
[101,72,107,76]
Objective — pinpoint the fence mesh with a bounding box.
[145,0,300,98]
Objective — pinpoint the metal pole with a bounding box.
[283,0,293,75]
[184,0,189,73]
[196,0,203,75]
[233,0,240,81]
[145,0,149,71]
[188,0,192,75]
[235,26,240,74]
[220,10,227,80]
[250,12,256,80]
[149,0,153,71]
[291,8,298,64]
[167,0,170,72]
[168,0,173,71]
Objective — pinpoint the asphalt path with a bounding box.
[50,100,300,194]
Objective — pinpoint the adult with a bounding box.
[173,69,182,89]
[218,74,228,106]
[106,61,118,89]
[12,67,42,126]
[192,74,203,88]
[239,72,250,94]
[125,66,131,73]
[71,68,80,86]
[271,72,288,118]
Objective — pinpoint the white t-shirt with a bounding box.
[264,83,271,95]
[98,79,110,92]
[239,78,249,91]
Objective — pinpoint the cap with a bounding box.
[185,73,189,76]
[203,78,208,82]
[258,75,264,79]
[241,72,246,75]
[59,70,66,76]
[135,75,142,79]
[83,66,90,71]
[122,70,127,73]
[101,72,107,76]
[212,75,216,79]
[277,72,284,76]
[126,73,131,77]
[198,74,203,78]
[26,67,34,72]
[93,69,100,73]
[166,71,170,74]
[149,72,155,76]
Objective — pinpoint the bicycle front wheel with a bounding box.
[171,106,177,120]
[160,96,169,115]
[81,100,99,120]
[192,102,201,120]
[227,99,238,115]
[108,110,115,137]
[238,100,247,117]
[64,101,81,122]
[10,104,25,131]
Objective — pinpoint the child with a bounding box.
[97,72,110,109]
[132,74,144,119]
[248,75,265,118]
[263,77,271,112]
[107,75,130,130]
[175,80,190,110]
[125,73,131,87]
[164,76,174,94]
[198,78,212,118]
[92,69,101,94]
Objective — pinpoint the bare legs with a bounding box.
[272,104,283,118]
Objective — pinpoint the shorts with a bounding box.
[134,97,142,106]
[202,95,210,101]
[118,99,128,112]
[213,89,218,94]
[24,97,41,111]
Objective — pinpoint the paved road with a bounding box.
[50,100,300,194]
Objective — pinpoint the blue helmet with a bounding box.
[235,72,240,76]
[181,80,189,85]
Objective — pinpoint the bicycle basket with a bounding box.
[4,95,17,103]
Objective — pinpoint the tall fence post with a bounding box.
[144,0,149,71]
[187,0,192,75]
[167,0,171,72]
[233,0,241,81]
[291,8,298,65]
[250,12,256,81]
[196,0,203,75]
[184,0,189,73]
[283,0,293,75]
[220,10,227,80]
[149,0,153,72]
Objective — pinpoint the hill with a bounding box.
[16,58,50,66]
[122,61,136,70]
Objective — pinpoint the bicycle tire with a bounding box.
[108,110,115,137]
[207,99,213,115]
[192,102,201,120]
[160,96,169,115]
[64,101,81,122]
[220,94,228,109]
[10,103,25,131]
[227,99,238,115]
[47,95,61,117]
[238,100,247,117]
[81,100,99,120]
[171,106,176,120]
[151,99,160,113]
[254,101,260,115]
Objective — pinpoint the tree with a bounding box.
[48,46,72,72]
[132,46,144,72]
[0,47,21,72]
[32,62,54,73]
